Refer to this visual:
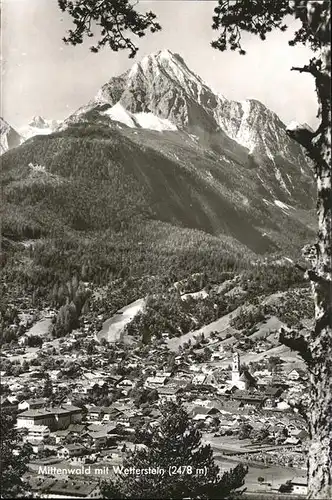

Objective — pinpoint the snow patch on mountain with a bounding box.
[102,103,136,128]
[102,102,177,132]
[286,174,295,189]
[134,112,177,132]
[287,121,314,133]
[274,167,291,195]
[235,100,256,153]
[274,200,290,210]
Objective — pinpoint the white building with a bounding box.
[291,477,308,496]
[18,335,29,346]
[18,398,48,412]
[26,425,50,443]
[17,409,54,429]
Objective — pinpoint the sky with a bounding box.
[2,0,319,130]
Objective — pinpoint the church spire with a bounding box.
[232,351,240,383]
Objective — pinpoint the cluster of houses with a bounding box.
[23,477,101,499]
[1,312,310,499]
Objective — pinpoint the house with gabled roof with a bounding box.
[232,391,266,408]
[52,429,74,445]
[144,376,168,388]
[67,423,86,434]
[17,409,55,430]
[290,476,308,496]
[87,406,105,421]
[0,395,18,414]
[192,374,207,385]
[18,398,49,412]
[45,479,101,498]
[157,386,179,402]
[17,405,82,431]
[57,444,87,459]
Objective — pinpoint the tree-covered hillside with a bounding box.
[1,121,315,254]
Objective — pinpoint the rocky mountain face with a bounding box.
[64,49,314,208]
[96,50,222,133]
[0,118,23,155]
[1,50,316,256]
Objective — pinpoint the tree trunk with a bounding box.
[307,74,332,499]
[307,175,332,500]
[286,3,332,498]
[305,28,331,500]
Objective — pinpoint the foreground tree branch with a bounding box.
[279,326,312,363]
[58,0,161,57]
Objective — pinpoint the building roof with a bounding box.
[112,404,133,413]
[193,374,207,383]
[145,376,168,385]
[29,477,56,492]
[18,404,82,419]
[157,387,179,395]
[191,406,210,416]
[59,444,86,452]
[284,437,301,445]
[102,406,121,415]
[291,429,308,437]
[54,429,72,437]
[219,419,233,427]
[18,409,54,418]
[233,391,265,401]
[193,414,210,420]
[238,370,256,384]
[168,378,189,388]
[291,476,308,486]
[156,371,172,377]
[87,406,105,414]
[53,405,82,414]
[87,424,105,432]
[46,480,99,497]
[88,430,109,439]
[21,398,48,406]
[67,424,86,433]
[0,396,17,406]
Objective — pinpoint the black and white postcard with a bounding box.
[1,1,331,499]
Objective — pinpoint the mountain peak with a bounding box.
[70,51,313,199]
[0,117,23,155]
[156,48,174,59]
[154,49,187,65]
[29,116,48,128]
[94,48,221,132]
[141,48,182,63]
[287,120,314,133]
[127,48,202,89]
[19,117,62,140]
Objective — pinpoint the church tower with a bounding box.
[232,352,240,384]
